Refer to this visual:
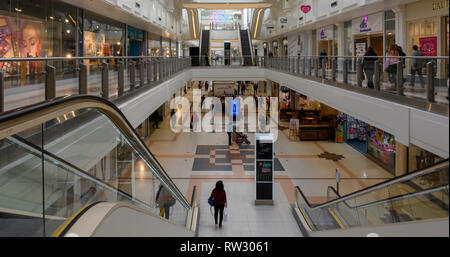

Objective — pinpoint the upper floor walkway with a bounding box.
[0,55,448,158]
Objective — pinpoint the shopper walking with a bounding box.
[152,112,161,129]
[319,50,328,69]
[156,185,176,219]
[384,44,400,91]
[210,181,227,228]
[398,45,406,86]
[253,83,258,96]
[362,46,378,89]
[410,45,425,88]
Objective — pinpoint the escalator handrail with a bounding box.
[10,135,152,211]
[295,159,449,211]
[327,184,449,210]
[0,95,191,209]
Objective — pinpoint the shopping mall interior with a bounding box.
[0,0,448,239]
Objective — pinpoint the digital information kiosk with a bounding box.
[255,134,274,205]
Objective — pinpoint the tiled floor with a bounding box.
[144,94,396,236]
[198,182,302,237]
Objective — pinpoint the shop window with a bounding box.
[384,10,396,54]
[83,11,124,73]
[408,18,437,55]
[408,144,443,172]
[0,0,77,88]
[367,125,396,174]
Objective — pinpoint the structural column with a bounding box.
[395,142,408,177]
[336,22,345,71]
[392,5,407,52]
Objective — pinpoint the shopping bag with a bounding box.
[223,210,228,222]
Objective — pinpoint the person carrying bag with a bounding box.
[209,181,227,228]
[156,185,176,219]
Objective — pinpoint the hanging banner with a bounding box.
[419,36,438,56]
[352,12,383,35]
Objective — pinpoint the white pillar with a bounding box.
[392,5,407,50]
[307,30,314,56]
[337,22,345,70]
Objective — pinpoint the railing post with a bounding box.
[427,62,435,103]
[118,61,124,97]
[322,59,327,80]
[0,71,4,112]
[45,64,56,100]
[130,61,136,91]
[147,60,152,84]
[374,60,381,91]
[302,57,306,75]
[308,58,312,76]
[161,58,165,79]
[154,58,158,81]
[78,63,87,95]
[343,59,348,84]
[315,58,319,78]
[293,57,296,73]
[332,58,337,82]
[139,60,145,87]
[397,62,404,96]
[357,59,363,87]
[101,62,109,99]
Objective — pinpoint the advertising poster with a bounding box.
[0,16,44,76]
[84,31,106,57]
[356,42,366,57]
[419,36,438,56]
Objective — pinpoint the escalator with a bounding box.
[239,29,253,66]
[200,30,210,66]
[0,95,199,237]
[294,160,449,236]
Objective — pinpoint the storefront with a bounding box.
[162,39,170,57]
[148,33,161,56]
[83,11,125,72]
[367,125,396,174]
[351,12,385,57]
[336,112,396,174]
[408,144,444,173]
[127,26,144,56]
[344,114,367,154]
[272,40,278,56]
[0,0,77,86]
[317,25,337,58]
[406,0,449,86]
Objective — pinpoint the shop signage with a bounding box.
[419,36,438,56]
[320,27,327,40]
[317,26,332,40]
[432,0,449,11]
[352,13,383,35]
[300,5,311,14]
[279,17,288,24]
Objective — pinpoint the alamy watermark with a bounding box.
[169,89,279,142]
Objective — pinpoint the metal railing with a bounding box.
[0,56,191,112]
[191,54,449,107]
[262,55,449,105]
